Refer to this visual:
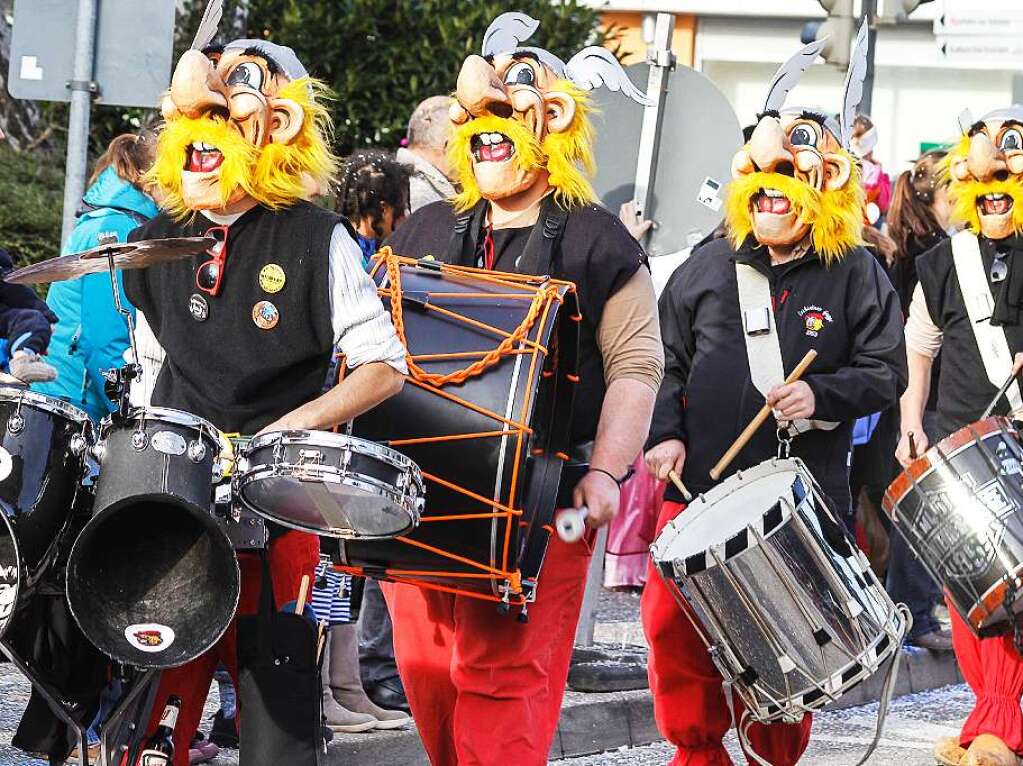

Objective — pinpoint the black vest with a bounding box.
[124,202,346,434]
[917,235,1023,436]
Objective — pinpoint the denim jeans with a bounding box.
[358,579,399,686]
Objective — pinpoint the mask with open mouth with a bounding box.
[946,114,1023,241]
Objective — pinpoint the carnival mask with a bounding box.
[149,1,336,217]
[449,12,649,210]
[947,108,1023,241]
[726,25,869,264]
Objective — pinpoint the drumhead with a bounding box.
[0,386,90,424]
[653,461,802,564]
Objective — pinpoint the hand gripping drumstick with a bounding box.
[709,350,818,481]
[981,355,1023,420]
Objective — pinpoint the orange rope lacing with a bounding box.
[381,247,560,388]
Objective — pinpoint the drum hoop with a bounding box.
[245,430,420,475]
[884,416,1011,513]
[100,407,220,439]
[236,463,423,511]
[0,386,91,425]
[650,457,811,571]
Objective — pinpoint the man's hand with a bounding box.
[573,470,620,529]
[645,439,686,482]
[895,426,928,467]
[766,381,815,423]
[618,201,654,241]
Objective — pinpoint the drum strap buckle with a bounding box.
[776,428,792,459]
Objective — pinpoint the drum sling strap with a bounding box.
[734,262,839,435]
[951,230,1023,413]
[446,196,576,614]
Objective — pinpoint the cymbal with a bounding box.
[4,237,216,285]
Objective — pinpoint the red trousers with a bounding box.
[134,530,319,766]
[382,533,592,766]
[641,501,812,766]
[949,597,1023,753]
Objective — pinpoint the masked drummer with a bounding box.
[121,7,407,763]
[381,12,662,765]
[896,107,1023,766]
[643,35,907,765]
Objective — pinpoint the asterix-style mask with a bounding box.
[148,0,337,217]
[726,24,869,264]
[449,12,650,211]
[946,107,1023,241]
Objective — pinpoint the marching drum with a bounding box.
[652,458,907,726]
[338,252,579,607]
[884,416,1023,635]
[234,430,424,539]
[0,388,92,638]
[67,407,239,668]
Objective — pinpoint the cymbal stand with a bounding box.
[99,249,142,419]
[98,666,161,766]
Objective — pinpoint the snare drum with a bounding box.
[0,388,92,639]
[234,430,424,539]
[67,407,239,668]
[652,458,906,724]
[884,416,1023,634]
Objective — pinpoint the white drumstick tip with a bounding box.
[556,506,589,543]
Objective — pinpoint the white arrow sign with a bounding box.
[938,35,1023,63]
[935,11,1023,36]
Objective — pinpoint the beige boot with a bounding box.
[321,633,376,733]
[965,734,1020,766]
[329,624,411,730]
[935,736,967,766]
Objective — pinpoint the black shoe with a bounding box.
[209,709,239,749]
[365,676,410,713]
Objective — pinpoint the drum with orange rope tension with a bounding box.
[334,249,579,612]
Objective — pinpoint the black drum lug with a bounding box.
[130,430,148,451]
[188,440,207,464]
[7,413,24,436]
[69,433,89,458]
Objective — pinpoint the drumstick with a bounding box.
[666,470,693,502]
[981,355,1023,419]
[907,431,918,461]
[295,575,311,615]
[555,507,588,543]
[709,350,818,481]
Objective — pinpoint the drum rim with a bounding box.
[99,406,220,440]
[0,386,91,425]
[650,457,809,569]
[234,467,420,539]
[245,429,423,477]
[884,416,1011,514]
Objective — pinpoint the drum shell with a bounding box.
[340,261,577,600]
[0,389,90,638]
[653,459,903,723]
[884,417,1023,632]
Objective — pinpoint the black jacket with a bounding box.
[647,236,907,507]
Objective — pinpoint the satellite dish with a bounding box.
[591,63,742,260]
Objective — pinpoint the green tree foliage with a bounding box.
[0,143,64,268]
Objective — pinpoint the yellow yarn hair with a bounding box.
[724,152,865,265]
[944,133,1023,235]
[148,77,339,219]
[449,79,597,211]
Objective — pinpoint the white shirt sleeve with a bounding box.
[328,224,409,374]
[905,282,944,359]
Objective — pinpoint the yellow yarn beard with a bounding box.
[945,134,1023,236]
[724,156,865,265]
[449,81,597,212]
[148,78,339,219]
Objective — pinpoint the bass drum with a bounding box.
[339,252,578,606]
[0,388,92,638]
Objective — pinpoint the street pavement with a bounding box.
[0,667,973,765]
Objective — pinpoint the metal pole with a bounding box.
[632,12,676,255]
[61,0,99,249]
[860,0,878,116]
[574,525,609,647]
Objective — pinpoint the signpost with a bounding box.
[8,0,177,246]
[933,0,1023,66]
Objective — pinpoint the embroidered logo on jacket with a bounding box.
[798,305,832,337]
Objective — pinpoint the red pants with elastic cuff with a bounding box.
[133,530,319,766]
[381,533,592,766]
[949,596,1023,753]
[641,500,813,766]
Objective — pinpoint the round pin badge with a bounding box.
[189,294,209,322]
[252,300,280,330]
[259,263,287,294]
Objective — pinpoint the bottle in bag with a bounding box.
[137,695,182,765]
